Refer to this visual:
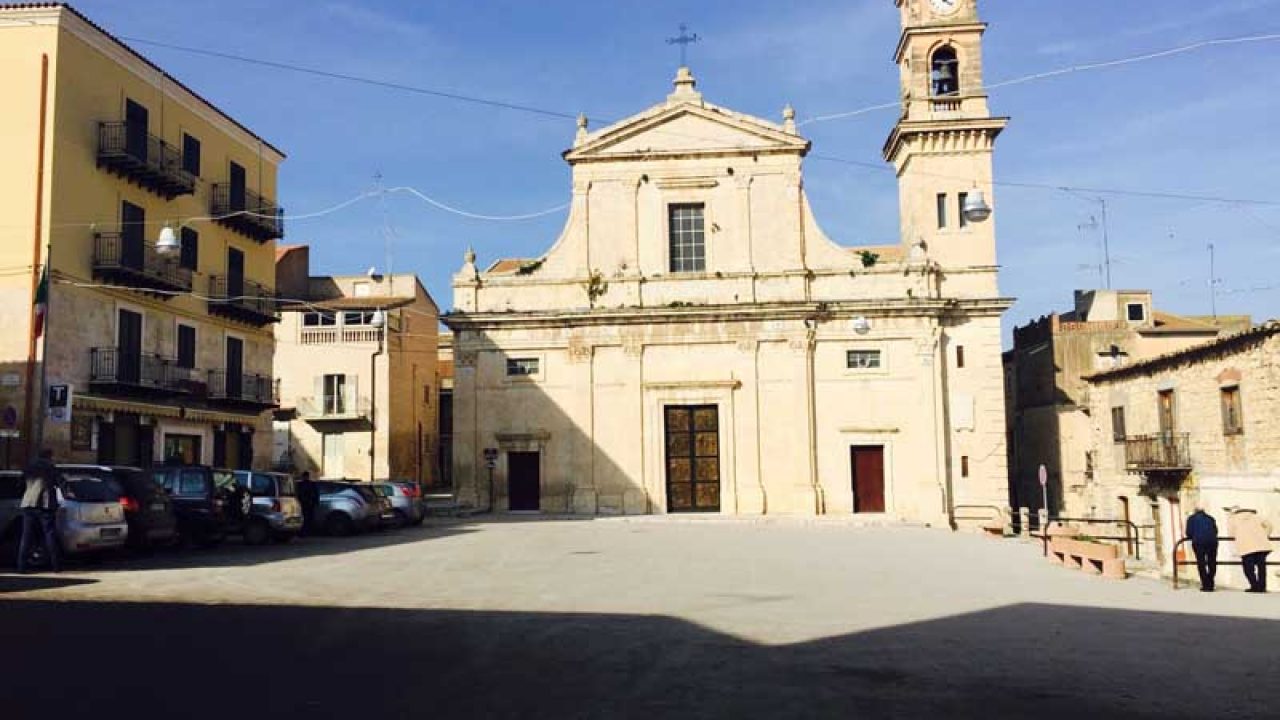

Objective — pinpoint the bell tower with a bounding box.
[884,0,1007,295]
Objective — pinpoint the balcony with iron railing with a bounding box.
[97,122,196,199]
[208,276,278,326]
[207,370,276,409]
[296,389,372,423]
[210,184,284,242]
[88,347,191,397]
[92,231,192,295]
[1124,433,1192,473]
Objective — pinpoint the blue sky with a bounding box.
[72,0,1280,340]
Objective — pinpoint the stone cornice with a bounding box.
[893,22,988,63]
[883,117,1009,164]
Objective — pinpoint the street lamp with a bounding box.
[156,224,181,256]
[962,189,992,223]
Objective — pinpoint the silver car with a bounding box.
[2,469,129,562]
[232,470,304,544]
[302,480,382,536]
[374,481,426,527]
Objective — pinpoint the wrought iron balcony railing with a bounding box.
[207,370,276,408]
[97,122,196,199]
[296,390,371,421]
[1124,433,1192,472]
[210,184,284,242]
[207,276,278,326]
[92,231,192,294]
[89,347,178,394]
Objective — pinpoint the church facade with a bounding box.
[445,0,1011,526]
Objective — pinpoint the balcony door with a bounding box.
[121,201,145,270]
[124,99,148,161]
[322,374,348,415]
[226,247,245,298]
[229,161,246,211]
[226,337,244,398]
[1158,390,1177,436]
[117,309,143,385]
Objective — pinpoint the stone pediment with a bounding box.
[565,69,809,163]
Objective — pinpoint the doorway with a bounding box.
[664,405,720,513]
[851,446,886,514]
[508,451,540,511]
[322,433,345,478]
[117,308,143,385]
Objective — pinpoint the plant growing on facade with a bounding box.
[516,259,544,275]
[585,269,609,306]
[859,251,880,268]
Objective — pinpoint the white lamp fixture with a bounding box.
[962,190,992,223]
[852,316,871,334]
[156,224,181,256]
[370,309,386,329]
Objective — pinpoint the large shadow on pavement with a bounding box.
[0,599,1275,719]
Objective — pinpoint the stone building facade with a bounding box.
[0,5,282,468]
[1079,322,1279,587]
[445,0,1012,525]
[1006,289,1247,516]
[273,246,439,483]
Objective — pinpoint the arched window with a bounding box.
[931,46,959,97]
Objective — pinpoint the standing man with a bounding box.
[1228,508,1273,593]
[17,448,61,573]
[1185,506,1219,592]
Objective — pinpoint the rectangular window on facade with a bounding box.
[343,311,375,326]
[323,374,347,414]
[179,227,199,270]
[1127,303,1146,322]
[960,456,969,478]
[957,192,969,229]
[176,324,196,369]
[936,193,948,229]
[506,358,540,377]
[668,203,706,273]
[303,312,336,327]
[182,133,201,177]
[846,350,882,370]
[1111,406,1126,442]
[956,345,966,368]
[1221,386,1244,435]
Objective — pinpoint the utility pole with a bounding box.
[1099,198,1112,290]
[1208,243,1218,320]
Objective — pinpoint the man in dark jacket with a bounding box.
[17,449,62,573]
[1185,507,1219,592]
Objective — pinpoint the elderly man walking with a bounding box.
[1185,507,1219,592]
[1228,508,1273,593]
[17,448,62,573]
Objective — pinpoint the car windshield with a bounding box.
[61,474,123,502]
[274,476,296,497]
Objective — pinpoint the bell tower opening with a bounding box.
[930,45,959,96]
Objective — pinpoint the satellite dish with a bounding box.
[366,266,378,278]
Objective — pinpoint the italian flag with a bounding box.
[33,267,48,339]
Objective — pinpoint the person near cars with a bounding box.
[1228,507,1273,593]
[1185,507,1218,592]
[17,449,61,573]
[297,472,318,532]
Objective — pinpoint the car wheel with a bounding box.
[392,510,409,529]
[324,512,354,537]
[243,519,270,546]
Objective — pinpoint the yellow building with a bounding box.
[274,246,440,483]
[0,4,284,468]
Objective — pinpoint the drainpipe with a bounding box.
[369,308,385,482]
[803,314,824,514]
[22,55,49,463]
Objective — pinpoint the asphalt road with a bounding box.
[1,518,1277,719]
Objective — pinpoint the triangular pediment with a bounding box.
[566,102,809,162]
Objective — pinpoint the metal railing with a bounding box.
[296,391,371,420]
[97,122,196,197]
[208,276,277,324]
[1031,516,1145,561]
[1125,433,1192,471]
[89,347,174,391]
[1171,535,1280,590]
[207,370,275,406]
[92,231,192,292]
[210,184,284,241]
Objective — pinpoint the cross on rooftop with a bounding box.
[666,23,699,68]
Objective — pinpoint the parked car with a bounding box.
[60,465,178,550]
[152,465,250,547]
[358,483,397,529]
[0,468,129,566]
[374,481,425,527]
[297,480,383,536]
[232,470,303,544]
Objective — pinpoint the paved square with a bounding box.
[2,518,1276,718]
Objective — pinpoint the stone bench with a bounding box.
[1049,537,1126,580]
